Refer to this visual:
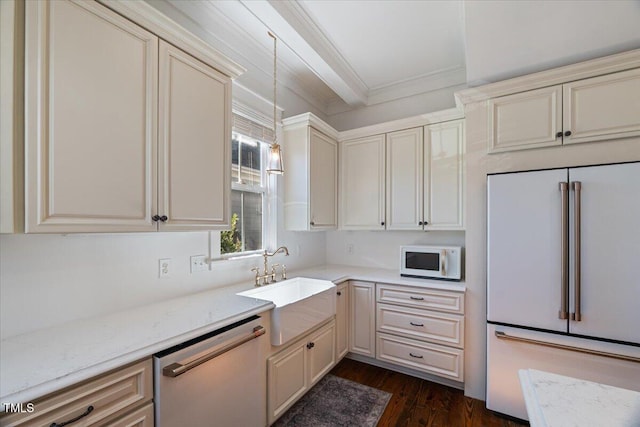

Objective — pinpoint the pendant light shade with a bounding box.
[267,31,284,175]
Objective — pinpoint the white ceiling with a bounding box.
[146,0,640,129]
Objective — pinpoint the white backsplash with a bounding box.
[325,230,465,271]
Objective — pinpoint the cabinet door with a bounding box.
[563,69,640,145]
[568,163,640,343]
[335,282,349,360]
[424,120,464,230]
[488,86,562,153]
[158,41,231,230]
[349,281,375,357]
[268,342,308,424]
[309,128,337,229]
[340,135,386,230]
[487,169,568,332]
[386,128,423,230]
[308,322,336,386]
[24,0,158,233]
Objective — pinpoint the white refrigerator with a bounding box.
[486,162,640,420]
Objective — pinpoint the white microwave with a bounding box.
[400,245,462,281]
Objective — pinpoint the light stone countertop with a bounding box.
[0,264,464,405]
[519,369,640,427]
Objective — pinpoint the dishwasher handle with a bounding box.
[163,325,265,378]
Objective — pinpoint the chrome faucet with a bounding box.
[252,246,289,286]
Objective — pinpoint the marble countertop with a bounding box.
[519,369,640,427]
[0,264,464,405]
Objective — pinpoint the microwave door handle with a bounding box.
[440,250,447,277]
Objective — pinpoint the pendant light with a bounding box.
[266,31,284,175]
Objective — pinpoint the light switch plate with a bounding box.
[190,255,208,273]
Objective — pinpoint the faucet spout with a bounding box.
[268,246,289,257]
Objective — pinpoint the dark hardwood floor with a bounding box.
[330,358,528,427]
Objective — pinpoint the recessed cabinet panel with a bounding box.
[488,86,562,153]
[340,135,386,230]
[158,41,231,230]
[309,128,338,228]
[424,120,464,229]
[386,128,423,230]
[308,323,336,385]
[25,0,158,232]
[335,282,349,360]
[349,281,375,357]
[563,68,640,145]
[268,343,308,424]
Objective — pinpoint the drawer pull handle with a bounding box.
[409,296,424,301]
[409,353,424,359]
[50,405,94,427]
[410,322,424,327]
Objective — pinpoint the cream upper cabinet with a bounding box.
[386,127,423,230]
[339,135,386,230]
[488,68,640,153]
[158,41,231,231]
[488,86,563,153]
[424,120,464,230]
[22,0,236,233]
[283,114,338,231]
[563,68,640,145]
[24,0,158,233]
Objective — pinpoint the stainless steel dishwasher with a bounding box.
[154,315,267,427]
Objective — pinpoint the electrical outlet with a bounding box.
[159,258,171,278]
[347,243,355,254]
[190,255,208,273]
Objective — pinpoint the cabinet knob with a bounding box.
[160,215,168,222]
[556,131,563,138]
[152,215,160,222]
[418,221,423,226]
[424,220,428,225]
[337,291,342,296]
[564,130,572,137]
[310,221,315,226]
[306,342,315,349]
[380,221,385,226]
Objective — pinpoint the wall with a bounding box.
[0,177,327,340]
[325,230,464,270]
[462,99,640,400]
[464,0,640,86]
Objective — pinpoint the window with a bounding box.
[220,132,269,256]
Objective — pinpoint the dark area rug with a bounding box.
[273,374,391,427]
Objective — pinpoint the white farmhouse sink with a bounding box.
[238,277,336,346]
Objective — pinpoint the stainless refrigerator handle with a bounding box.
[559,182,569,320]
[163,325,266,377]
[495,331,640,363]
[571,181,582,322]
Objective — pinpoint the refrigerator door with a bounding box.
[568,162,640,343]
[487,169,568,332]
[487,324,640,420]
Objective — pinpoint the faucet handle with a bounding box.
[281,264,287,280]
[271,264,280,282]
[251,267,261,287]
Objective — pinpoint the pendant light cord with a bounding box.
[268,31,277,145]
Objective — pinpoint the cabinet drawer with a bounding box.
[1,359,152,427]
[376,333,463,382]
[377,303,463,348]
[377,283,464,314]
[101,402,154,427]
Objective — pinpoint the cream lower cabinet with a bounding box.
[376,283,465,382]
[335,281,349,360]
[267,320,336,425]
[488,68,640,153]
[349,281,376,357]
[23,0,233,233]
[0,359,153,426]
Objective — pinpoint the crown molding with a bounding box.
[455,48,640,105]
[282,112,339,140]
[99,0,245,78]
[338,108,464,141]
[368,66,467,106]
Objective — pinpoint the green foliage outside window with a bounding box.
[221,213,242,254]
